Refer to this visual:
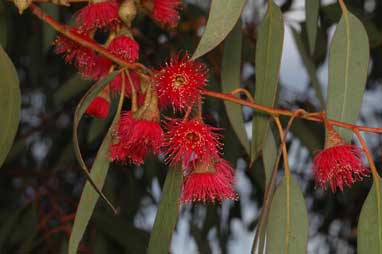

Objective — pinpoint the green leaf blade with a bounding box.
[305,0,319,54]
[68,131,112,254]
[266,176,308,254]
[358,180,382,254]
[192,0,246,60]
[221,21,249,154]
[251,1,284,160]
[327,11,369,142]
[262,131,277,187]
[73,72,118,171]
[69,71,120,254]
[0,46,21,168]
[148,168,183,254]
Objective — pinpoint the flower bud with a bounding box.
[118,0,137,27]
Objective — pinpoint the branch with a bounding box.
[27,3,382,135]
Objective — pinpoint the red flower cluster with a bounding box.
[53,0,182,119]
[109,55,236,203]
[312,124,369,192]
[54,1,235,204]
[110,112,163,165]
[152,0,181,28]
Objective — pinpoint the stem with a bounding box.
[28,4,148,72]
[202,90,382,134]
[338,0,348,12]
[27,3,382,135]
[354,129,380,180]
[273,116,291,253]
[354,129,382,253]
[125,70,138,112]
[229,88,255,103]
[252,110,304,253]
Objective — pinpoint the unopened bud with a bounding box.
[118,0,137,27]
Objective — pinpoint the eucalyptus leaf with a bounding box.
[358,180,382,254]
[266,176,308,254]
[327,9,369,142]
[0,46,21,168]
[305,0,319,54]
[222,21,249,154]
[192,0,246,59]
[252,1,284,160]
[69,72,121,254]
[148,168,183,254]
[262,131,277,186]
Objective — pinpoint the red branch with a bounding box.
[29,4,147,72]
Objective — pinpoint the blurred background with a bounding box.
[1,0,382,253]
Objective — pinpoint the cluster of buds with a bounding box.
[53,0,237,203]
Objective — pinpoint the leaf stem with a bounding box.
[273,116,292,253]
[338,0,348,12]
[228,88,255,103]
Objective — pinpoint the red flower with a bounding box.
[85,96,110,119]
[153,0,181,27]
[110,112,163,165]
[312,145,368,192]
[110,71,140,97]
[180,159,237,203]
[163,118,222,168]
[107,36,139,63]
[312,123,369,192]
[54,29,93,63]
[75,1,121,32]
[154,54,207,111]
[54,31,111,79]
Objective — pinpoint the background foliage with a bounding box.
[1,0,382,253]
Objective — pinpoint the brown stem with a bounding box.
[202,90,382,134]
[251,109,304,253]
[29,4,148,72]
[28,3,382,135]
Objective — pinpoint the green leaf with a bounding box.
[251,1,284,160]
[358,180,382,254]
[221,21,249,154]
[73,71,118,172]
[262,131,277,187]
[0,46,21,168]
[0,2,7,47]
[305,0,319,54]
[147,168,183,254]
[291,27,325,108]
[192,0,246,59]
[69,72,120,254]
[68,123,115,254]
[266,176,308,254]
[327,9,369,143]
